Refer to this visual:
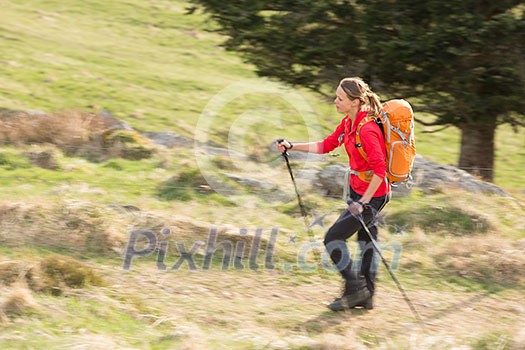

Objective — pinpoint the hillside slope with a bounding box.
[0,0,524,349]
[0,0,523,189]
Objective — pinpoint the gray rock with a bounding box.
[198,145,248,159]
[313,155,508,198]
[98,110,133,131]
[317,164,347,197]
[285,152,328,162]
[224,173,275,191]
[142,131,192,148]
[295,169,320,182]
[142,132,249,161]
[412,155,508,196]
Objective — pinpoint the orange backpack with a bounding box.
[356,99,416,184]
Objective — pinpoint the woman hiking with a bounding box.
[276,77,391,311]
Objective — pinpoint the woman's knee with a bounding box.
[323,229,336,246]
[358,226,377,241]
[324,225,344,246]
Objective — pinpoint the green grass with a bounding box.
[0,149,33,169]
[1,0,522,191]
[0,0,252,124]
[0,296,175,350]
[472,331,515,350]
[388,204,491,235]
[0,1,524,349]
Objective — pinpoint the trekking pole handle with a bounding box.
[346,198,368,216]
[276,138,293,155]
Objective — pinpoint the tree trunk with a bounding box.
[458,121,495,182]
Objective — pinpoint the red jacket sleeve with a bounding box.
[316,117,346,154]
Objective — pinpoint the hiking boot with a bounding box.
[329,295,373,310]
[327,287,371,311]
[356,295,373,310]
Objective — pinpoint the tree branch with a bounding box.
[421,125,452,133]
[509,119,525,128]
[414,117,442,126]
[310,86,332,100]
[414,104,448,113]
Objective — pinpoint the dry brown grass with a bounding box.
[0,108,154,160]
[39,255,104,294]
[0,261,26,285]
[117,211,272,270]
[22,146,60,170]
[169,216,270,251]
[0,260,47,293]
[0,283,37,321]
[0,255,103,297]
[105,263,524,349]
[0,109,100,147]
[0,200,271,263]
[434,235,525,287]
[0,201,127,256]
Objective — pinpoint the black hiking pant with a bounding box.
[323,189,390,295]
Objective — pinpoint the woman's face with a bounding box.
[334,85,357,115]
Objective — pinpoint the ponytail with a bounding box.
[366,90,382,117]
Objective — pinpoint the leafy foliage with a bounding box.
[191,0,524,125]
[191,0,525,180]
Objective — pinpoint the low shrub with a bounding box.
[39,255,104,294]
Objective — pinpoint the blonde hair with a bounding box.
[339,77,382,116]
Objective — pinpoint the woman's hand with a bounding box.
[276,139,293,153]
[347,199,365,216]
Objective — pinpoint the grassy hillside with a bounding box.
[1,0,524,190]
[0,0,524,349]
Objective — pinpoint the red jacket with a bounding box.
[317,110,390,197]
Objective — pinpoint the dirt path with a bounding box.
[103,264,524,349]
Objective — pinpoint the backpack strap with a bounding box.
[352,116,377,183]
[355,116,375,161]
[338,116,351,146]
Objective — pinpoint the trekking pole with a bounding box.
[278,141,321,265]
[356,213,425,328]
[282,151,310,231]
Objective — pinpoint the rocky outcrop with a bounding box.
[0,108,153,160]
[412,155,508,196]
[142,131,192,148]
[313,155,508,197]
[224,173,275,191]
[316,165,346,197]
